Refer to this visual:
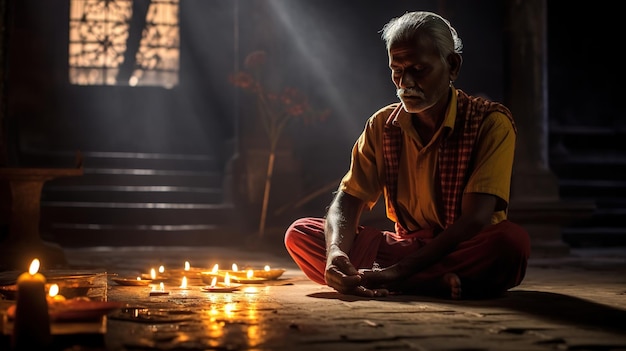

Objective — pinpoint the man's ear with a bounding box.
[447,53,462,81]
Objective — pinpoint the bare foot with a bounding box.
[442,273,462,300]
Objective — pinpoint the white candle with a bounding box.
[13,258,51,349]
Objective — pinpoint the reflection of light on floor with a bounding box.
[247,325,260,346]
[242,286,259,294]
[246,299,260,347]
[198,288,271,347]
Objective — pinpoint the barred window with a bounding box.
[69,0,179,87]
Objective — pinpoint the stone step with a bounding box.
[41,185,223,203]
[549,125,625,153]
[562,227,626,248]
[46,168,222,187]
[41,224,234,247]
[551,155,626,181]
[29,150,233,247]
[40,202,234,226]
[559,179,626,198]
[20,150,219,171]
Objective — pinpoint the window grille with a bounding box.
[69,0,179,87]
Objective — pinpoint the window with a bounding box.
[69,0,179,87]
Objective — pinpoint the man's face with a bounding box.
[388,33,451,114]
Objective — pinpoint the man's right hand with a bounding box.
[325,253,389,297]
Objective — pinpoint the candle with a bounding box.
[12,258,52,349]
[47,283,66,305]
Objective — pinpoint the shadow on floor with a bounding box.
[307,289,626,335]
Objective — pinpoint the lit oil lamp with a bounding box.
[201,272,240,293]
[149,282,170,296]
[112,276,152,286]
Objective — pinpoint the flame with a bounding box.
[184,261,190,271]
[264,265,270,271]
[48,283,59,297]
[158,265,165,274]
[210,276,217,287]
[232,263,238,272]
[247,270,253,279]
[136,276,141,281]
[159,282,165,291]
[211,264,219,273]
[180,276,188,289]
[224,272,230,287]
[29,259,40,275]
[150,268,156,280]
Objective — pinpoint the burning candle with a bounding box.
[13,258,52,349]
[201,272,240,293]
[47,283,66,304]
[184,261,190,271]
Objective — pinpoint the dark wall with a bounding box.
[547,2,623,128]
[4,0,508,188]
[16,2,608,188]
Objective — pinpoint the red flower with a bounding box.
[230,51,331,145]
[244,51,267,70]
[230,72,255,89]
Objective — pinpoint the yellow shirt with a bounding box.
[340,88,516,231]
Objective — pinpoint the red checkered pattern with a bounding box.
[383,89,515,234]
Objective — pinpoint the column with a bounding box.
[504,0,595,256]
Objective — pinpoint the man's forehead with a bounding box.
[388,35,439,58]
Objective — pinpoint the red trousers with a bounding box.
[284,217,531,298]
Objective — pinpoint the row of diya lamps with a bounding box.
[8,259,285,349]
[114,262,285,295]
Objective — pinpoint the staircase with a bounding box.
[22,150,235,247]
[549,125,626,247]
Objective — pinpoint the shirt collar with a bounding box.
[394,86,457,137]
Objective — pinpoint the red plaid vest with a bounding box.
[383,89,516,232]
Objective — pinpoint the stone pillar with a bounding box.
[504,0,594,256]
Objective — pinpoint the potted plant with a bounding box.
[230,50,330,237]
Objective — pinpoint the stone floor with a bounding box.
[2,240,626,351]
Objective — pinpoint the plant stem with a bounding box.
[258,147,276,238]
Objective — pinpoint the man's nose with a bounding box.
[399,72,415,88]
